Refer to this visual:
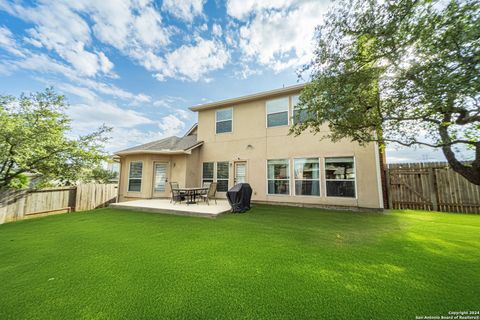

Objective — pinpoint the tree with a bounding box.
[84,166,118,184]
[292,0,480,185]
[0,88,111,189]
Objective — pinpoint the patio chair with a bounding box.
[169,182,185,204]
[200,182,217,205]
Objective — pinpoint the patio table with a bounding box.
[173,187,209,204]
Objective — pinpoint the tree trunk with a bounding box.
[441,144,480,185]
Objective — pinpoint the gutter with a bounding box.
[189,83,307,111]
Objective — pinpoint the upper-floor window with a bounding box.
[216,108,233,134]
[266,97,289,127]
[128,161,143,192]
[325,157,356,198]
[292,95,309,124]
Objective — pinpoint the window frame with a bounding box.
[266,159,291,196]
[201,162,215,186]
[266,97,290,128]
[215,161,230,192]
[293,157,321,197]
[215,107,233,134]
[127,160,143,193]
[324,156,357,199]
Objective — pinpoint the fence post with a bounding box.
[428,168,439,211]
[385,167,393,209]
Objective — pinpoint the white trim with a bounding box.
[127,160,143,193]
[290,94,300,125]
[190,83,306,111]
[266,159,291,196]
[116,146,202,156]
[324,156,357,199]
[216,161,230,192]
[201,161,215,186]
[265,97,289,128]
[292,157,321,197]
[215,107,233,134]
[183,123,198,137]
[373,141,385,209]
[152,161,169,195]
[234,161,248,184]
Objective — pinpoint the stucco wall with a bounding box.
[195,91,383,209]
[118,154,188,202]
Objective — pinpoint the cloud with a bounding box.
[1,1,115,77]
[158,114,186,137]
[68,101,153,132]
[0,0,172,78]
[153,38,229,81]
[162,0,206,22]
[3,52,150,103]
[226,0,295,20]
[0,26,25,57]
[237,1,329,72]
[212,24,222,37]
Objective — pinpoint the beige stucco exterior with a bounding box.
[116,85,384,209]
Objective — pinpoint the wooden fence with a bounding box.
[0,184,118,224]
[386,162,480,213]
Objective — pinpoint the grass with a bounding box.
[0,205,479,320]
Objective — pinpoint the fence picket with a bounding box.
[0,184,118,224]
[387,162,480,214]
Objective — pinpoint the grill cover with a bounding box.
[226,183,252,213]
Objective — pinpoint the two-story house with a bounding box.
[114,84,385,210]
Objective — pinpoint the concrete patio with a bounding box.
[109,198,231,218]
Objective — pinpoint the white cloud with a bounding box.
[153,38,229,81]
[237,1,328,72]
[162,0,206,22]
[1,1,116,77]
[226,0,295,20]
[0,0,173,78]
[3,53,150,104]
[158,114,185,137]
[212,24,222,37]
[0,0,230,82]
[0,26,25,56]
[68,101,153,131]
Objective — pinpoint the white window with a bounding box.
[266,97,289,127]
[292,95,309,125]
[216,108,233,134]
[267,159,290,195]
[202,161,230,192]
[128,161,143,192]
[325,157,356,197]
[202,162,214,186]
[294,158,320,196]
[216,161,229,192]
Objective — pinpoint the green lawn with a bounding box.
[0,205,479,320]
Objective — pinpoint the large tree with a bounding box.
[292,0,480,184]
[0,88,111,189]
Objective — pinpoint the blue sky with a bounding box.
[0,0,451,162]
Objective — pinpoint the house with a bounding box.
[114,83,385,210]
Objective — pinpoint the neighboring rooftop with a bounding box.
[189,83,307,112]
[115,134,203,156]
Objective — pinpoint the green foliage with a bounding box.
[6,173,29,189]
[293,0,480,184]
[85,166,118,183]
[0,88,112,189]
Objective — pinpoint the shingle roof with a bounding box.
[115,134,202,155]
